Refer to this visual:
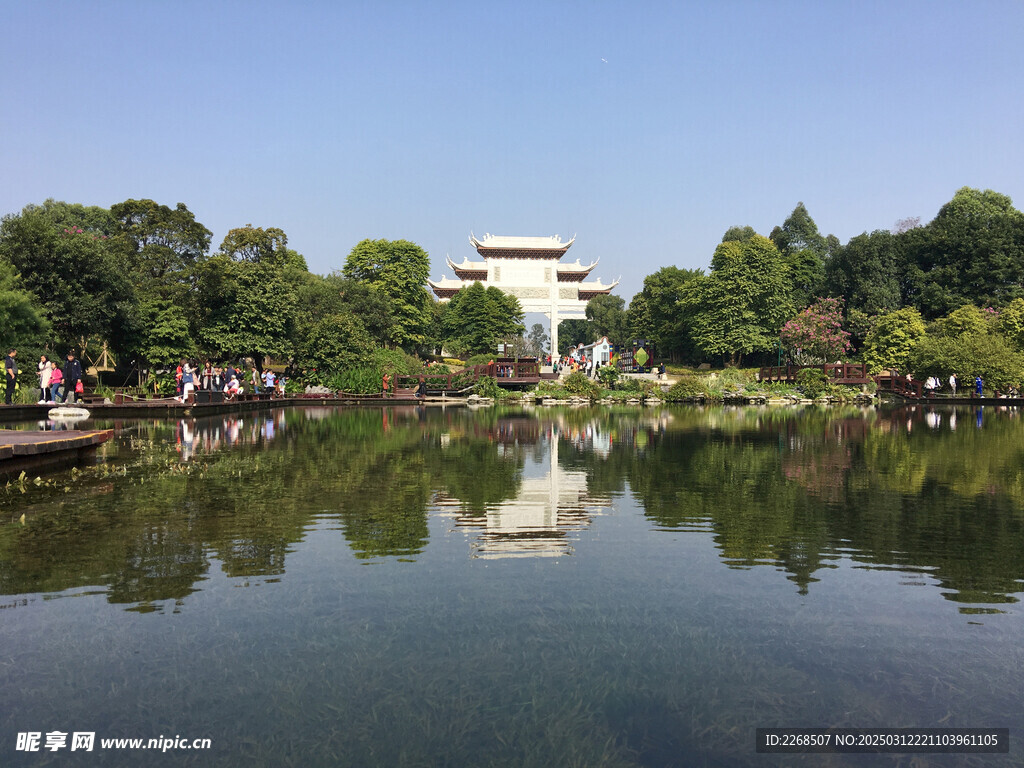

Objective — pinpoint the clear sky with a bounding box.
[2,1,1022,302]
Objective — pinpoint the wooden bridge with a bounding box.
[395,359,557,395]
[758,363,924,398]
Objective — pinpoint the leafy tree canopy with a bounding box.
[861,307,926,374]
[626,266,704,362]
[343,239,432,349]
[219,225,307,269]
[585,294,628,346]
[0,202,135,352]
[690,235,793,365]
[439,282,524,357]
[0,260,50,353]
[721,225,757,243]
[110,199,212,287]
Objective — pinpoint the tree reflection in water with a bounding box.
[0,404,1021,613]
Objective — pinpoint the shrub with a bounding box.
[562,372,602,399]
[330,367,381,395]
[664,377,705,401]
[533,381,567,398]
[473,376,503,399]
[795,368,830,399]
[597,366,619,388]
[371,348,422,375]
[718,367,756,388]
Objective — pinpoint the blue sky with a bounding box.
[3,1,1022,302]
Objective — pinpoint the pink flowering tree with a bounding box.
[780,297,852,365]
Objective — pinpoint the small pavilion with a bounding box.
[428,234,619,357]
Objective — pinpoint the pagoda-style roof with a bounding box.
[556,258,599,282]
[470,232,575,259]
[427,277,465,300]
[445,255,488,280]
[577,278,620,301]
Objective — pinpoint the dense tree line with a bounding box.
[563,186,1024,386]
[0,199,525,389]
[4,186,1023,388]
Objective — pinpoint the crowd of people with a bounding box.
[4,350,85,405]
[172,361,287,403]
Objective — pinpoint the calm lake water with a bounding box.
[0,405,1021,767]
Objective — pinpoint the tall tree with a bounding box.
[197,258,299,363]
[438,282,524,356]
[0,260,50,352]
[824,230,902,318]
[860,308,926,373]
[626,266,704,362]
[343,239,432,349]
[585,294,628,345]
[911,187,1024,318]
[689,235,793,366]
[771,202,828,309]
[0,202,135,351]
[527,323,549,356]
[110,199,212,290]
[219,225,306,269]
[721,225,757,243]
[557,319,594,355]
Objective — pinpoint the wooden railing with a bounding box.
[395,361,543,393]
[758,363,871,384]
[874,373,923,398]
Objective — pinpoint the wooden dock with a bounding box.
[0,429,113,476]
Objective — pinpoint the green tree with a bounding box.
[343,239,432,349]
[439,282,524,356]
[912,321,1024,390]
[527,323,549,356]
[721,225,757,243]
[199,260,298,362]
[293,272,394,348]
[300,313,377,375]
[0,202,135,351]
[912,187,1024,317]
[585,294,628,345]
[110,199,212,289]
[771,202,829,309]
[557,319,595,355]
[824,230,902,320]
[997,298,1024,351]
[136,297,194,363]
[219,225,307,269]
[690,236,793,366]
[934,304,993,338]
[860,307,926,373]
[0,261,50,352]
[626,266,704,362]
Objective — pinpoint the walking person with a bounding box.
[48,365,63,403]
[251,366,262,394]
[38,354,52,403]
[63,351,82,404]
[4,348,18,405]
[949,374,957,397]
[975,376,984,397]
[180,363,196,403]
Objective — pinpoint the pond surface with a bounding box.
[0,404,1021,767]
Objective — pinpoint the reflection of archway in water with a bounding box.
[434,428,612,559]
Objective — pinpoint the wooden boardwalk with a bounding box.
[0,429,113,475]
